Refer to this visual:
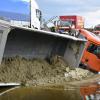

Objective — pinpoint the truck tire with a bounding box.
[69,29,80,37]
[75,30,80,37]
[79,63,87,69]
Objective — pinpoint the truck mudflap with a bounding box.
[0,21,86,68]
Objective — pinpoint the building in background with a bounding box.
[0,11,30,27]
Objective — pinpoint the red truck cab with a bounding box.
[59,15,84,29]
[55,15,84,37]
[80,29,100,72]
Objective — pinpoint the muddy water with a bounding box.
[0,86,82,100]
[0,78,100,100]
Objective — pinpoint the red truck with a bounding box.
[54,15,84,37]
[80,29,100,72]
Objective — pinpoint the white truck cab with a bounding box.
[30,0,42,29]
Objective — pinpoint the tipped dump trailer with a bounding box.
[0,20,86,68]
[0,0,86,69]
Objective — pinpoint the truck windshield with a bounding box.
[87,44,100,55]
[60,20,72,27]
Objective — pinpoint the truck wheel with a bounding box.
[69,29,74,36]
[69,29,79,37]
[75,30,80,37]
[79,63,86,69]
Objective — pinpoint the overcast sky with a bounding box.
[0,0,100,27]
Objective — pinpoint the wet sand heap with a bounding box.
[0,56,94,86]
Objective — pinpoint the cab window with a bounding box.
[36,9,42,21]
[60,20,72,27]
[87,44,100,55]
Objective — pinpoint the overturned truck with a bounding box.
[0,20,86,68]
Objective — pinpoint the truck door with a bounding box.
[82,43,100,72]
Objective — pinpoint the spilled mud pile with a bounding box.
[0,56,94,86]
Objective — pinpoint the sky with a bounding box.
[0,0,100,27]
